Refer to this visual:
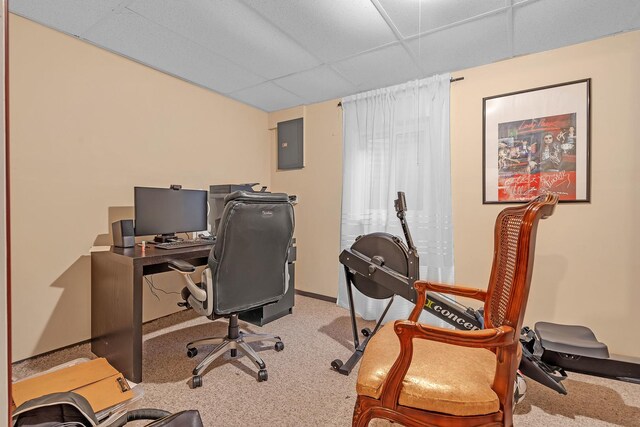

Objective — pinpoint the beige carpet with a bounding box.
[12,295,640,426]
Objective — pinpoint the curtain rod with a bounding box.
[337,76,464,107]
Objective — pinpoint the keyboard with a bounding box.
[153,239,216,250]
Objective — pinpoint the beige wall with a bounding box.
[268,101,343,297]
[451,30,640,357]
[270,31,640,357]
[10,15,270,361]
[9,12,639,363]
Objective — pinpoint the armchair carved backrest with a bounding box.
[482,193,559,418]
[485,193,558,332]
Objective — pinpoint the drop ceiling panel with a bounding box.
[274,66,356,103]
[378,0,505,39]
[408,12,510,77]
[241,0,398,63]
[229,82,306,112]
[11,1,640,112]
[82,9,265,94]
[514,0,640,56]
[634,3,640,25]
[333,44,421,92]
[127,0,321,80]
[9,0,122,37]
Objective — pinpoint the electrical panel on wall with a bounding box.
[277,118,304,170]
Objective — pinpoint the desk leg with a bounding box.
[91,252,143,382]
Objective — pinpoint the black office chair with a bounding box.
[168,191,295,387]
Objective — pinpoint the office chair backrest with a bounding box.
[484,193,558,332]
[209,191,294,315]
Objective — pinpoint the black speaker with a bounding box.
[112,219,135,248]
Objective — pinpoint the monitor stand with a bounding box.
[153,234,177,243]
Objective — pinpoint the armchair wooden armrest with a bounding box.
[408,280,487,321]
[415,280,487,301]
[380,320,516,408]
[395,321,515,348]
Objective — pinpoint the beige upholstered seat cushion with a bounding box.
[356,323,500,417]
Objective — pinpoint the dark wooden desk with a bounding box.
[91,245,211,382]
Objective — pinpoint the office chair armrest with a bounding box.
[378,321,516,409]
[407,280,486,321]
[167,260,206,302]
[167,259,196,273]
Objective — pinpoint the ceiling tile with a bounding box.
[13,1,640,112]
[274,66,356,103]
[127,0,321,80]
[514,0,640,56]
[242,0,397,63]
[9,0,122,37]
[378,0,505,39]
[407,11,510,76]
[228,82,306,112]
[332,44,421,91]
[634,4,640,27]
[81,9,265,94]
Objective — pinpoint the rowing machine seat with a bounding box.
[535,321,609,359]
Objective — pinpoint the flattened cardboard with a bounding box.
[12,358,133,412]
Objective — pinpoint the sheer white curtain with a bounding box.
[338,73,453,326]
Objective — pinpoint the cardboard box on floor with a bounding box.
[12,358,133,413]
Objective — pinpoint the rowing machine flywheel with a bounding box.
[349,232,410,300]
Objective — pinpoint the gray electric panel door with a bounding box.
[277,118,303,170]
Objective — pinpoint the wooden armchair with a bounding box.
[352,193,559,427]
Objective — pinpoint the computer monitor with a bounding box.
[208,183,262,235]
[208,193,226,237]
[134,186,207,242]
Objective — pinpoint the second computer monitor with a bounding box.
[209,184,259,235]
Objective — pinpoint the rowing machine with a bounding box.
[332,192,565,396]
[332,192,640,396]
[332,192,483,375]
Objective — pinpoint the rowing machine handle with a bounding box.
[394,192,417,253]
[394,192,407,216]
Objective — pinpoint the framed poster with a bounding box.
[483,79,590,203]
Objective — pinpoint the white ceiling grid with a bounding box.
[9,0,640,112]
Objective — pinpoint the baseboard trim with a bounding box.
[13,309,193,364]
[13,337,92,364]
[16,294,337,365]
[295,289,337,303]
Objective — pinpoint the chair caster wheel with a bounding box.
[192,375,202,388]
[187,348,198,358]
[362,328,372,337]
[331,359,344,371]
[258,369,268,382]
[275,341,284,352]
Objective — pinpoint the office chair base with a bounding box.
[187,330,283,385]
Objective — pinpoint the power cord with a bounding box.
[144,275,181,300]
